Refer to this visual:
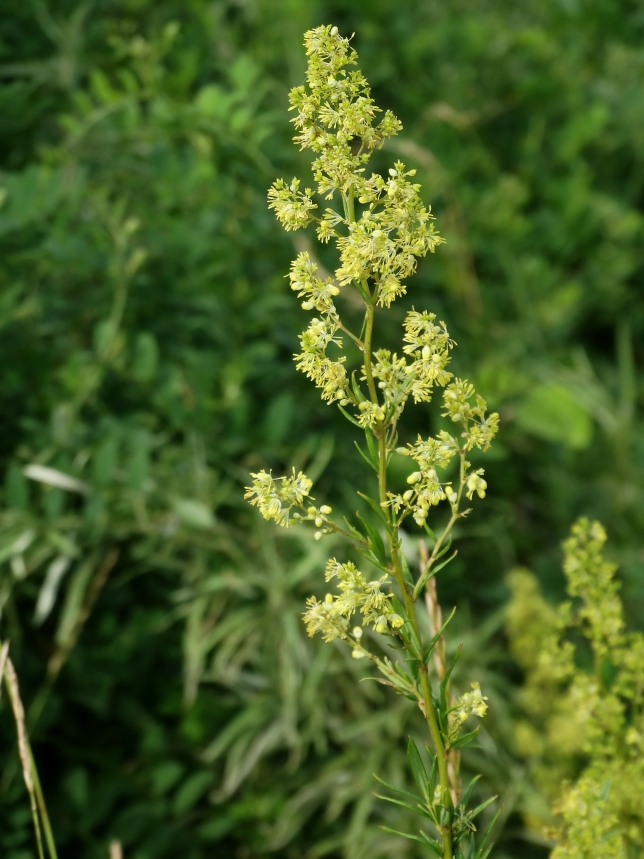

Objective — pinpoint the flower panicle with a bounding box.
[303,558,403,643]
[244,469,313,527]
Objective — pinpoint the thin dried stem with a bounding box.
[3,649,45,859]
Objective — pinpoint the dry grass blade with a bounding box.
[1,640,58,859]
[3,649,46,859]
[0,640,9,697]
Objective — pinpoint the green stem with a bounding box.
[376,432,453,858]
[412,450,469,601]
[363,302,378,404]
[355,179,452,854]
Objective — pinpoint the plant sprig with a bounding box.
[246,25,500,858]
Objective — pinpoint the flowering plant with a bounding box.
[246,25,500,858]
[507,519,644,857]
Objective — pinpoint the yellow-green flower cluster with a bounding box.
[359,310,456,430]
[292,25,402,199]
[442,379,500,450]
[551,777,626,859]
[294,317,348,404]
[453,682,489,724]
[267,178,317,231]
[244,469,313,527]
[268,25,446,416]
[402,310,454,401]
[289,251,340,313]
[388,381,498,527]
[334,162,444,307]
[303,558,403,643]
[287,251,349,404]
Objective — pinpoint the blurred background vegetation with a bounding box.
[0,0,642,857]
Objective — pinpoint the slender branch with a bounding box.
[337,321,363,348]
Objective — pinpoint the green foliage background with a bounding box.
[0,1,642,857]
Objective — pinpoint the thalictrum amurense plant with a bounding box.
[245,25,500,859]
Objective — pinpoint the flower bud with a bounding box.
[352,627,363,640]
[407,471,422,484]
[314,531,323,540]
[330,25,339,35]
[315,517,323,527]
[320,505,332,514]
[396,447,410,456]
[352,648,366,659]
[422,345,431,360]
[403,489,414,502]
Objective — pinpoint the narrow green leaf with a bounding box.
[422,607,456,663]
[357,491,389,524]
[354,441,378,472]
[373,773,424,805]
[413,550,458,600]
[450,727,480,750]
[374,793,432,819]
[436,534,453,558]
[343,517,366,542]
[379,826,425,844]
[407,738,429,803]
[338,404,362,427]
[354,545,391,574]
[473,806,501,859]
[469,794,497,820]
[440,642,463,715]
[400,550,414,585]
[365,428,379,464]
[351,371,367,403]
[428,755,438,797]
[423,522,438,542]
[419,831,443,856]
[460,774,482,809]
[356,513,387,565]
